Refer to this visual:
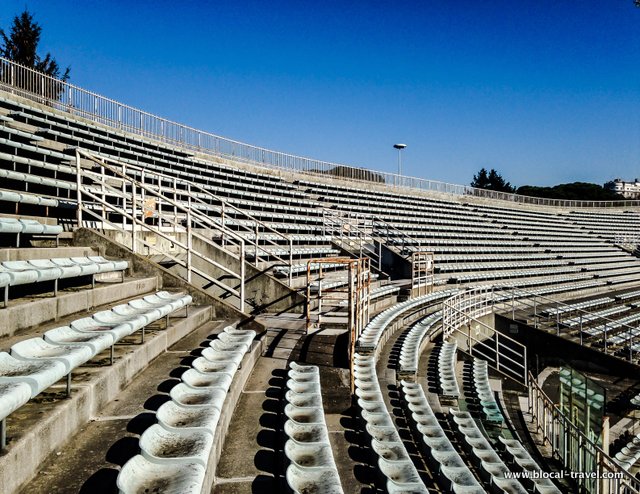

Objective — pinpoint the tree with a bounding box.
[471,167,515,193]
[0,10,70,100]
[517,182,624,201]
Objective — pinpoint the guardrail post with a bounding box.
[186,192,192,283]
[239,241,245,313]
[75,150,83,225]
[289,237,293,287]
[131,182,138,253]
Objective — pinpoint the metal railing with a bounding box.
[442,286,527,385]
[77,149,295,285]
[1,56,638,209]
[76,149,249,312]
[528,371,638,494]
[492,287,640,363]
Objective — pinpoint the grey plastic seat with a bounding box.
[10,338,94,374]
[156,400,221,433]
[0,352,67,397]
[139,423,213,467]
[117,454,206,494]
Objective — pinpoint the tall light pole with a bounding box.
[393,143,407,183]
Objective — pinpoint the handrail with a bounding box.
[78,148,294,285]
[528,370,638,494]
[1,56,638,209]
[76,149,247,312]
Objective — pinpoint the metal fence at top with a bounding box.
[1,56,638,209]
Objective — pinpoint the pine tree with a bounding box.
[471,168,490,189]
[471,167,515,193]
[0,10,70,100]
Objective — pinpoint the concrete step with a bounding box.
[213,321,305,493]
[2,304,213,494]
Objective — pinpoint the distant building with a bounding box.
[605,178,640,199]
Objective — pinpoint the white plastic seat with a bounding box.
[180,368,233,391]
[139,423,214,467]
[28,258,80,279]
[284,421,329,445]
[200,347,244,367]
[284,403,325,425]
[49,258,83,278]
[191,357,238,376]
[10,338,94,374]
[3,260,61,282]
[117,454,206,494]
[0,352,67,397]
[0,218,22,233]
[43,325,114,354]
[0,381,32,421]
[156,400,221,433]
[93,309,147,333]
[216,331,254,347]
[71,316,134,342]
[377,457,427,492]
[169,383,226,408]
[286,463,344,494]
[0,263,38,286]
[209,339,249,354]
[68,257,101,276]
[18,219,45,234]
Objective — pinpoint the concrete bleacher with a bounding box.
[2,79,640,494]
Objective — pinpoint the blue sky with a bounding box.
[1,1,639,187]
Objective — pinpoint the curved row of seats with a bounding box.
[354,353,428,493]
[284,362,344,494]
[472,359,504,423]
[497,435,563,493]
[450,408,528,493]
[400,380,484,493]
[117,325,256,494]
[0,256,128,306]
[398,312,441,377]
[437,341,460,398]
[356,289,457,353]
[0,291,191,448]
[614,434,640,473]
